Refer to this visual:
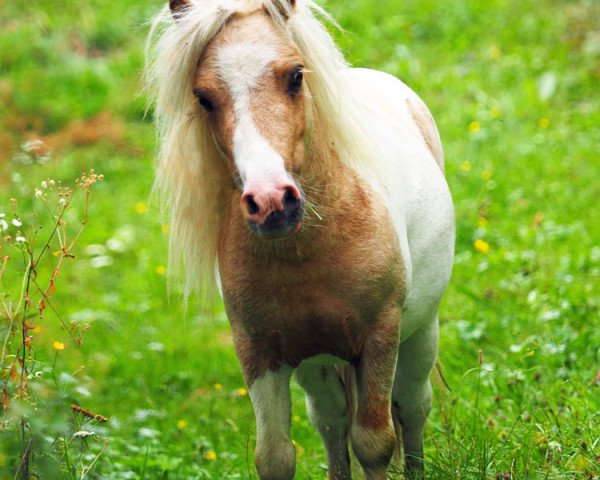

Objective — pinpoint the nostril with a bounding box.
[283,187,301,216]
[246,195,259,216]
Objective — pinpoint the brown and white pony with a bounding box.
[145,0,454,478]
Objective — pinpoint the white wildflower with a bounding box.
[37,153,51,164]
[548,441,562,452]
[49,179,55,186]
[147,342,165,352]
[22,139,44,153]
[58,198,67,206]
[41,180,48,189]
[73,430,95,438]
[90,255,113,268]
[85,244,107,256]
[138,427,161,439]
[15,236,27,244]
[0,213,5,218]
[12,152,31,165]
[106,238,127,252]
[0,219,7,231]
[12,218,22,227]
[35,189,44,198]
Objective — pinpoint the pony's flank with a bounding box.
[145,0,382,299]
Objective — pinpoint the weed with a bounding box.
[0,169,104,479]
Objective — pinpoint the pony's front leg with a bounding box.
[248,364,296,480]
[351,304,401,480]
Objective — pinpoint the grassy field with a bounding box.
[1,0,599,478]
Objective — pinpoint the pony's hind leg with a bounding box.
[392,317,439,478]
[351,304,401,480]
[295,362,351,480]
[248,365,296,480]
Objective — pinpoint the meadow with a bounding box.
[0,0,598,478]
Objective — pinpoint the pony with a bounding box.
[145,0,455,478]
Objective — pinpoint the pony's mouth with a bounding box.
[248,200,304,240]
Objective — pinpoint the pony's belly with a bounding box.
[302,354,349,367]
[253,305,367,367]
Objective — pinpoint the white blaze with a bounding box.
[217,42,289,188]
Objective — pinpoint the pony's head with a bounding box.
[185,1,305,238]
[146,0,373,296]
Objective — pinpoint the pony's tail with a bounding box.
[432,358,451,392]
[337,364,357,469]
[338,364,355,425]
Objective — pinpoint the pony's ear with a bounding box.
[268,0,296,20]
[169,0,190,17]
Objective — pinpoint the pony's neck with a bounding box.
[303,127,358,213]
[270,131,372,258]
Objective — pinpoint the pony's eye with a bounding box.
[193,91,214,112]
[288,68,303,96]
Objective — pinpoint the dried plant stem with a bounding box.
[0,255,9,279]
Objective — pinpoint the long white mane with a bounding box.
[145,0,381,299]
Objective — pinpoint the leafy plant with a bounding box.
[0,170,106,479]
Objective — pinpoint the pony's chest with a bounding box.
[218,173,405,365]
[219,233,404,365]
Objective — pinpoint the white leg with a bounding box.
[295,362,351,480]
[392,318,439,477]
[249,365,296,480]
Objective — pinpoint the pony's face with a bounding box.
[193,10,306,239]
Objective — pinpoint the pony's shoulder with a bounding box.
[345,68,444,173]
[344,67,414,101]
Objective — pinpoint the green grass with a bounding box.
[1,0,598,478]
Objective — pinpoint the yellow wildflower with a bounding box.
[31,325,43,333]
[474,239,490,254]
[460,160,472,172]
[237,387,248,396]
[539,118,549,129]
[293,415,301,423]
[292,440,305,458]
[469,121,481,133]
[204,450,217,461]
[155,265,166,275]
[574,454,590,471]
[214,383,223,390]
[52,341,65,350]
[481,170,492,181]
[177,419,187,430]
[477,217,488,228]
[489,44,502,60]
[134,202,147,214]
[489,107,501,119]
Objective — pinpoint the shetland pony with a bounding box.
[145,0,454,478]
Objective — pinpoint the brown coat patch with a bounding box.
[219,146,406,384]
[407,97,445,173]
